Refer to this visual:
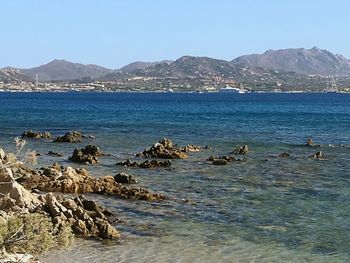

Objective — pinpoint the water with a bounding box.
[0,92,350,262]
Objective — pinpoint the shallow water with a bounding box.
[0,92,350,262]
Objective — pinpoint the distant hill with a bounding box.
[232,47,350,76]
[0,68,33,83]
[21,59,113,81]
[100,55,317,89]
[119,60,172,73]
[132,56,242,77]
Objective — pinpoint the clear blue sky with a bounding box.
[1,0,349,69]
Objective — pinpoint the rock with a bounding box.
[310,151,325,159]
[232,145,249,154]
[82,134,95,139]
[116,159,171,168]
[95,219,120,239]
[19,165,166,201]
[69,145,102,164]
[306,138,314,146]
[136,138,188,159]
[207,156,239,165]
[278,152,290,157]
[22,130,51,139]
[72,219,89,236]
[180,145,201,153]
[0,168,40,209]
[48,150,63,157]
[114,172,137,184]
[53,131,82,143]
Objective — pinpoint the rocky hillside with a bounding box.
[0,67,33,83]
[232,47,350,76]
[119,60,172,73]
[21,59,113,81]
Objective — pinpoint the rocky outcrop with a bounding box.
[116,159,171,168]
[69,145,102,164]
[310,151,325,159]
[22,130,51,139]
[0,165,119,241]
[207,156,240,165]
[232,145,249,154]
[179,144,202,153]
[53,131,82,143]
[41,193,119,239]
[114,172,137,184]
[279,152,290,158]
[136,138,188,159]
[18,164,166,201]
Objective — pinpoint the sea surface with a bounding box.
[0,92,350,262]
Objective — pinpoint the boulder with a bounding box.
[21,130,51,139]
[114,172,137,184]
[69,145,102,164]
[207,156,239,165]
[53,131,82,143]
[306,138,314,146]
[137,138,188,159]
[310,151,325,159]
[232,145,249,154]
[278,152,290,157]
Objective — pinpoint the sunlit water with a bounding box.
[0,92,350,262]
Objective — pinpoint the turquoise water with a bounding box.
[0,92,350,262]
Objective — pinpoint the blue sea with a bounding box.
[1,92,350,262]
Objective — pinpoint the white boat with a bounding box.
[219,86,245,93]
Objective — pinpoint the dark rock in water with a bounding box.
[279,152,290,157]
[232,145,249,154]
[207,155,239,165]
[69,144,102,164]
[22,130,51,139]
[114,172,137,184]
[53,131,82,143]
[179,144,202,153]
[137,138,188,159]
[82,134,96,139]
[116,159,171,168]
[306,138,314,146]
[48,150,63,157]
[310,151,325,159]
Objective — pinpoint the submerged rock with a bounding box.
[116,159,171,168]
[22,130,51,139]
[47,150,63,157]
[310,151,325,159]
[207,156,239,165]
[278,152,290,158]
[53,131,82,143]
[69,144,102,164]
[114,172,137,184]
[232,145,249,154]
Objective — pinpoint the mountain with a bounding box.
[21,59,113,81]
[119,60,172,73]
[100,55,320,90]
[232,47,350,76]
[0,68,33,83]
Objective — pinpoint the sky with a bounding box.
[1,0,350,69]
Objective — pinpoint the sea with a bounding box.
[0,92,349,263]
